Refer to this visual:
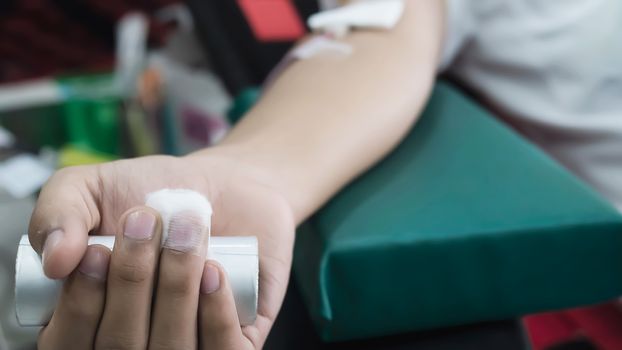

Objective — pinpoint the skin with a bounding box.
[29,1,446,349]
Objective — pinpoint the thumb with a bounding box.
[28,166,102,279]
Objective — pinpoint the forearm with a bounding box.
[194,0,445,223]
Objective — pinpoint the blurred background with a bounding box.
[0,1,313,348]
[0,0,326,159]
[1,1,618,350]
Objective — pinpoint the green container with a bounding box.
[293,82,622,341]
[64,97,120,155]
[0,74,121,155]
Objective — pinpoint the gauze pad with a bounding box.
[145,188,213,251]
[15,189,258,327]
[291,36,353,60]
[308,0,405,37]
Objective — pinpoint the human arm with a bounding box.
[31,1,446,349]
[208,0,446,222]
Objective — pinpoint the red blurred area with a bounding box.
[0,0,179,83]
[524,301,622,350]
[236,0,305,42]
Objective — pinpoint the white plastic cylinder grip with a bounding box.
[15,234,258,327]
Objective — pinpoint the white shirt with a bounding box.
[442,0,622,212]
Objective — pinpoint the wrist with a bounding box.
[185,144,304,223]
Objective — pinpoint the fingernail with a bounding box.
[78,246,109,281]
[163,212,208,253]
[42,229,63,267]
[201,262,220,294]
[124,210,156,240]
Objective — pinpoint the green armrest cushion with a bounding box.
[293,81,622,342]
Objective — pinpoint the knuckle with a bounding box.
[61,280,103,321]
[50,166,81,184]
[148,338,193,350]
[112,259,153,286]
[61,292,101,322]
[50,166,95,191]
[202,304,239,333]
[159,269,195,298]
[96,333,144,350]
[210,318,239,335]
[55,165,86,178]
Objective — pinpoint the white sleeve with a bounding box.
[316,0,477,71]
[439,0,478,72]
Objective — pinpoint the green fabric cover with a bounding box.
[293,82,622,342]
